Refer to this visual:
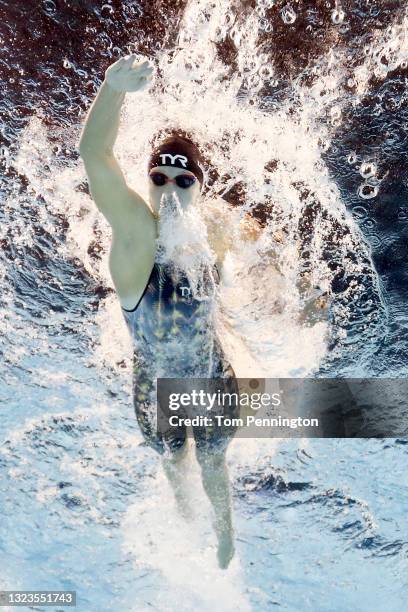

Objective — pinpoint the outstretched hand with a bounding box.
[105,54,154,93]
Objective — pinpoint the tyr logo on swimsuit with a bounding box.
[159,153,188,167]
[180,286,192,298]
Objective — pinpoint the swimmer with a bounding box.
[78,54,255,569]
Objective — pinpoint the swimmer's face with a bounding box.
[148,166,201,216]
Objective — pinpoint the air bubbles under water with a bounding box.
[330,105,342,126]
[331,8,345,25]
[281,5,296,24]
[259,18,273,32]
[42,0,56,14]
[257,0,275,9]
[358,183,379,200]
[352,206,368,220]
[101,4,114,18]
[360,161,377,179]
[223,10,235,28]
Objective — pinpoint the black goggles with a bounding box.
[149,171,197,189]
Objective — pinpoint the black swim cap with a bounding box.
[148,134,204,185]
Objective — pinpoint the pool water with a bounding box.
[0,1,407,610]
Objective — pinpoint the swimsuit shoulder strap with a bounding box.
[122,263,157,313]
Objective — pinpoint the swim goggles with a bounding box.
[149,171,197,189]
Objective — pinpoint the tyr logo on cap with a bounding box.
[159,153,188,167]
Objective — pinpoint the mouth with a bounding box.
[159,192,184,215]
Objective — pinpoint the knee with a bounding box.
[163,439,189,463]
[195,445,226,471]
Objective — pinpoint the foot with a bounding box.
[217,529,235,569]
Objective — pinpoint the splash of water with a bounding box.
[6,0,389,382]
[156,191,218,301]
[113,0,388,376]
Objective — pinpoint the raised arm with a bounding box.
[78,55,154,232]
[79,55,160,308]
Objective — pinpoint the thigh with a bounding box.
[193,361,240,453]
[133,356,187,454]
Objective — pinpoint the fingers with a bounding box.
[111,54,138,70]
[124,53,137,66]
[126,55,149,69]
[133,62,154,77]
[137,66,154,77]
[110,57,126,71]
[128,67,154,85]
[122,59,154,79]
[106,54,154,92]
[135,59,150,69]
[138,74,153,83]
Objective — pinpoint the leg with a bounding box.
[195,445,235,569]
[161,440,194,520]
[191,362,238,568]
[133,363,193,518]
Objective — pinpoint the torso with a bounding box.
[121,258,226,377]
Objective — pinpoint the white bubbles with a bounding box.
[42,0,56,14]
[230,26,242,46]
[101,4,114,16]
[257,0,275,8]
[281,5,296,24]
[331,8,345,25]
[360,161,377,179]
[347,152,357,164]
[369,234,382,248]
[357,161,379,199]
[338,23,350,34]
[259,18,273,32]
[63,59,71,69]
[75,68,88,79]
[358,183,379,200]
[361,217,376,229]
[223,11,235,28]
[352,206,368,220]
[330,105,342,126]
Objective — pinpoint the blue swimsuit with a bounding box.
[121,260,239,454]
